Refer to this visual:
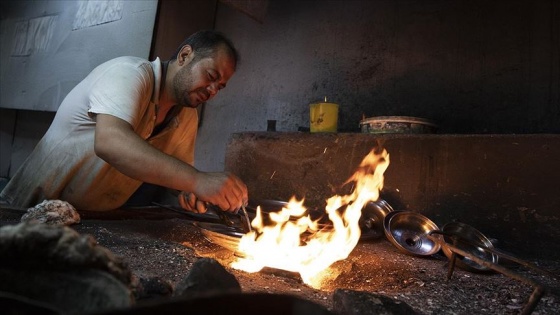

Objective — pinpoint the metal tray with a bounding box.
[194,221,245,253]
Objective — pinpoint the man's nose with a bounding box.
[207,83,218,96]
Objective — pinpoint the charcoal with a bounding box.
[133,276,173,300]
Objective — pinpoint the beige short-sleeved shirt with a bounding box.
[1,56,198,211]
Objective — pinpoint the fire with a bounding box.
[232,148,390,288]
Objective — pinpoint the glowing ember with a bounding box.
[232,148,390,288]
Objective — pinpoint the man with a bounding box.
[0,30,247,213]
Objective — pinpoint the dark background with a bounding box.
[1,0,558,174]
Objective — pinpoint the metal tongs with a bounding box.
[211,203,252,233]
[153,200,252,233]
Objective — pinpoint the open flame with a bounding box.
[232,148,390,288]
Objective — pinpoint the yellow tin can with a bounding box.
[310,97,339,133]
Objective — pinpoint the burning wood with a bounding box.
[232,148,389,288]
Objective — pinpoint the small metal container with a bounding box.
[359,199,394,240]
[359,116,438,134]
[383,211,441,256]
[440,222,498,272]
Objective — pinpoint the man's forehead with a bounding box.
[205,50,235,79]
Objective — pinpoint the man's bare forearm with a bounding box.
[93,114,248,211]
[94,114,199,192]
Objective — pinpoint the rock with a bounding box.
[0,222,135,314]
[1,291,61,315]
[333,289,419,315]
[0,222,132,285]
[21,199,80,226]
[0,268,132,314]
[174,258,241,298]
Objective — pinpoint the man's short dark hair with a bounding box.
[171,30,239,67]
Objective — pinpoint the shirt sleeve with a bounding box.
[87,59,154,127]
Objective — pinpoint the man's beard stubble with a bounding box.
[172,61,197,108]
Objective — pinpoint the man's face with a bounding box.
[172,48,236,108]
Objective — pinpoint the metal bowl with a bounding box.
[383,211,441,256]
[440,222,498,272]
[359,199,394,240]
[360,116,438,134]
[247,199,289,214]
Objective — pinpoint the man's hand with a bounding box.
[178,191,208,213]
[190,172,248,213]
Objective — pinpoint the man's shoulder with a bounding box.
[89,56,155,81]
[100,56,152,69]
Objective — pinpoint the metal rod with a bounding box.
[481,246,558,280]
[523,286,545,315]
[446,236,458,280]
[428,233,548,315]
[240,204,252,233]
[431,230,559,280]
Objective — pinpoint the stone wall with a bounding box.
[225,132,560,260]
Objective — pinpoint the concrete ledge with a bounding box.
[225,132,560,260]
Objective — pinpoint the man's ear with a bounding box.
[178,45,194,65]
